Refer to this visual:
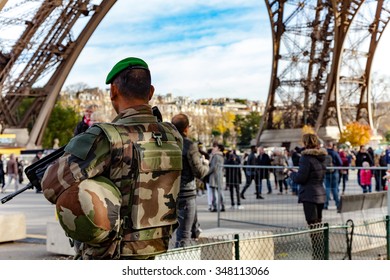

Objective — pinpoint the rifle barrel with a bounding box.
[1,183,34,204]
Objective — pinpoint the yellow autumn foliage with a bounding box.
[215,111,235,134]
[339,122,372,147]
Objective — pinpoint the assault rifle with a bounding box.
[1,146,65,204]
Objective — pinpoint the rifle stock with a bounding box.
[1,146,65,204]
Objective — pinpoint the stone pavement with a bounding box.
[0,185,252,260]
[0,173,379,260]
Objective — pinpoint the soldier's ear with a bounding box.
[148,85,155,101]
[110,83,118,101]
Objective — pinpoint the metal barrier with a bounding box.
[158,217,389,260]
[215,164,388,230]
[160,164,389,260]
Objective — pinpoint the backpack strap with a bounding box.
[93,123,125,185]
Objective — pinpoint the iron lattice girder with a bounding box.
[0,0,117,147]
[263,0,338,130]
[261,0,390,135]
[0,0,95,128]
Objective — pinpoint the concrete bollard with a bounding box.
[0,212,26,243]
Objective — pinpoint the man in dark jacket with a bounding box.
[257,146,273,195]
[171,113,209,247]
[240,145,263,199]
[324,141,343,210]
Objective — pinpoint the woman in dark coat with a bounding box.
[288,133,327,259]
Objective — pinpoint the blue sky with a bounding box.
[65,0,273,101]
[3,0,389,102]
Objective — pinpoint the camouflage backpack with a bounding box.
[93,116,183,258]
[55,115,182,259]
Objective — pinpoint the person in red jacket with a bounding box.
[360,161,372,193]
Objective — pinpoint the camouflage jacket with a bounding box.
[41,104,183,259]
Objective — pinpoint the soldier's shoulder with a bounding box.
[65,126,105,160]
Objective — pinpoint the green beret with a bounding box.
[105,57,149,84]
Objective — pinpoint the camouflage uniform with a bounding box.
[42,104,183,259]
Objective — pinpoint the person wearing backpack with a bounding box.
[41,57,183,260]
[324,141,343,211]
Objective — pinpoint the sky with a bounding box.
[64,0,273,101]
[2,0,390,102]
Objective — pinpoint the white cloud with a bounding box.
[65,0,270,101]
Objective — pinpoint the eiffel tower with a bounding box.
[0,0,117,148]
[0,1,389,149]
[257,0,390,148]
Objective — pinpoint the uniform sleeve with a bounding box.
[187,142,209,179]
[41,128,111,204]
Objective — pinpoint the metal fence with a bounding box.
[158,164,390,260]
[158,217,389,260]
[216,165,389,229]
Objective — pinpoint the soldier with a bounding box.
[41,57,183,260]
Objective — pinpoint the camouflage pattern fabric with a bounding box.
[41,105,183,259]
[56,176,122,244]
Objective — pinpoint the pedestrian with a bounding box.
[171,113,209,247]
[338,149,349,194]
[379,151,387,190]
[2,153,19,193]
[288,133,327,259]
[31,151,43,164]
[73,104,98,136]
[240,145,263,199]
[208,143,226,212]
[0,154,5,190]
[323,141,342,210]
[16,157,24,184]
[225,149,243,209]
[355,145,373,187]
[360,161,372,193]
[290,147,302,195]
[272,148,288,194]
[41,57,183,260]
[196,142,209,197]
[257,146,273,195]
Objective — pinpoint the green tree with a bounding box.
[42,104,79,148]
[385,130,390,143]
[234,112,262,148]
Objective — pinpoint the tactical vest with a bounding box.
[95,115,182,258]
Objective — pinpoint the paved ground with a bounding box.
[0,171,387,260]
[0,185,245,260]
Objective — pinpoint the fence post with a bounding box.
[386,216,390,260]
[234,233,240,260]
[324,223,329,260]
